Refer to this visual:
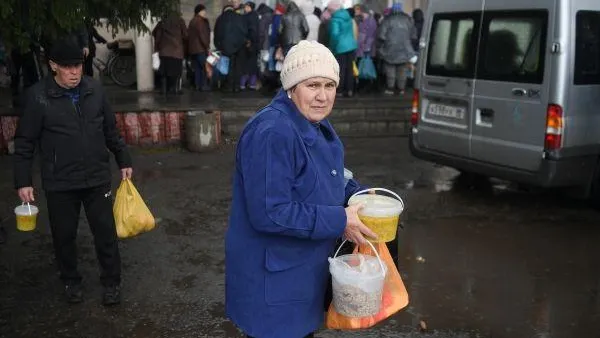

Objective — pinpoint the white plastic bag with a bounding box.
[207,51,220,66]
[260,49,270,63]
[329,252,386,293]
[152,52,160,71]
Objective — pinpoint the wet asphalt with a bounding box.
[1,136,599,338]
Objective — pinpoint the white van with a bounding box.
[410,0,600,203]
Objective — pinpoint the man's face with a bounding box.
[244,4,252,13]
[354,7,362,16]
[50,61,83,89]
[232,0,241,9]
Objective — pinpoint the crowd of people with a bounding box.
[153,0,425,97]
[1,1,425,102]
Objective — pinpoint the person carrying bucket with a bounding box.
[12,36,133,306]
[225,40,378,338]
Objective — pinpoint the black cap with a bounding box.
[49,36,84,66]
[245,2,256,10]
[194,4,206,14]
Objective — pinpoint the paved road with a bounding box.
[1,137,599,338]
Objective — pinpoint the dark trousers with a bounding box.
[192,53,208,90]
[226,50,244,91]
[45,183,121,287]
[248,334,313,338]
[335,51,355,94]
[10,48,42,96]
[84,54,95,77]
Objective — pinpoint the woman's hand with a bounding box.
[344,203,378,244]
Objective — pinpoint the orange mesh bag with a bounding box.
[326,241,409,329]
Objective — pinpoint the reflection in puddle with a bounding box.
[401,180,415,190]
[434,181,453,192]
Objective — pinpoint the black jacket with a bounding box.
[14,76,132,192]
[214,10,247,56]
[256,5,274,50]
[280,2,309,47]
[245,11,260,50]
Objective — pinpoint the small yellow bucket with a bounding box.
[348,188,404,243]
[14,203,39,232]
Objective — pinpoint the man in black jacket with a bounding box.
[13,36,132,306]
[214,5,247,92]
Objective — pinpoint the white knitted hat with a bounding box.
[280,40,340,90]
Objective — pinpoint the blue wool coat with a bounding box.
[225,90,363,338]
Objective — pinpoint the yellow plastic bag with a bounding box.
[113,179,155,239]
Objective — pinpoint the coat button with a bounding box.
[331,169,337,176]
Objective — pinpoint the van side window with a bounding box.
[478,11,548,84]
[575,11,600,85]
[426,13,480,78]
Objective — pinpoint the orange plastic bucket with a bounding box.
[348,188,404,243]
[14,203,39,232]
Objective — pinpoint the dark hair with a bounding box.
[412,8,424,22]
[194,4,206,15]
[346,7,355,18]
[313,6,322,18]
[245,1,256,10]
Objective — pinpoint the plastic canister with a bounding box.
[329,240,387,317]
[348,188,404,243]
[14,203,39,232]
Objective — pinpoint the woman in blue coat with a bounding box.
[225,40,377,338]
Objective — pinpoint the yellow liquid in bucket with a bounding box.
[16,214,37,231]
[359,214,399,243]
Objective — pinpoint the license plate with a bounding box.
[428,104,466,120]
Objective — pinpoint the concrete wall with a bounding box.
[0,105,411,153]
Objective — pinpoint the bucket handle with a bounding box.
[22,202,32,216]
[333,239,386,278]
[349,188,405,211]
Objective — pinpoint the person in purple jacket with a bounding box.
[354,4,378,92]
[225,40,376,338]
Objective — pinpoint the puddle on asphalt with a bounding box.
[397,216,600,337]
[403,166,533,197]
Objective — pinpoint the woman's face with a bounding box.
[289,77,337,123]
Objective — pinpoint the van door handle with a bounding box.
[428,81,447,88]
[479,108,494,117]
[476,108,494,127]
[512,88,527,97]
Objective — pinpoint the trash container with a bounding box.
[185,111,221,152]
